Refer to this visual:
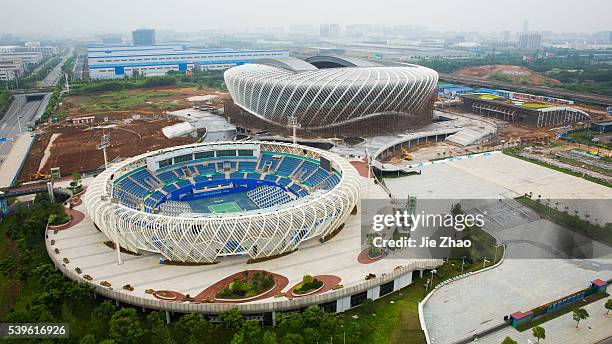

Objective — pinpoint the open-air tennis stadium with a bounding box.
[83,141,361,263]
[49,140,440,317]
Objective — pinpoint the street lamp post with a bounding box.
[17,115,23,135]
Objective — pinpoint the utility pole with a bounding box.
[97,131,110,170]
[287,115,300,145]
[64,72,70,93]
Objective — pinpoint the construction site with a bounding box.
[18,86,229,182]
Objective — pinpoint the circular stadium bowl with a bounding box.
[83,141,361,263]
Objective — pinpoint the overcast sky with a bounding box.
[1,0,610,36]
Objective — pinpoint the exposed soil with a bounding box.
[498,123,556,143]
[455,65,561,86]
[20,118,194,182]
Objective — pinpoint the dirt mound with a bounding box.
[455,65,561,86]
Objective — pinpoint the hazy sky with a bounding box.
[1,0,610,35]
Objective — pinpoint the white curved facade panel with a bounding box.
[224,60,439,129]
[83,142,361,263]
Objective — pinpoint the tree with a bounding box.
[92,300,118,338]
[172,313,211,344]
[70,172,82,194]
[109,308,144,344]
[147,311,173,344]
[231,320,262,344]
[219,308,244,330]
[501,337,518,344]
[532,326,546,343]
[282,333,304,344]
[572,308,589,328]
[79,334,97,344]
[605,299,612,315]
[262,331,278,344]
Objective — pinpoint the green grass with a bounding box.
[515,292,609,332]
[69,90,181,113]
[208,202,242,213]
[554,156,612,177]
[566,129,612,150]
[339,253,503,344]
[338,225,503,344]
[515,196,612,246]
[479,94,499,99]
[521,103,550,109]
[544,141,566,148]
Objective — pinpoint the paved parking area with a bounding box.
[383,153,612,344]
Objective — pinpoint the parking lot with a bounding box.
[384,153,612,344]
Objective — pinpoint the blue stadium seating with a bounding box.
[112,151,340,211]
[276,156,301,175]
[239,161,256,171]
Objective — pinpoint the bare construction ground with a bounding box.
[20,118,194,182]
[19,86,230,182]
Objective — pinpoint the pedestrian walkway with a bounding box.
[478,297,612,344]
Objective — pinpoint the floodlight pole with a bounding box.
[288,115,300,145]
[97,132,110,170]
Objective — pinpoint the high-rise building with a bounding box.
[329,24,341,38]
[593,31,612,44]
[320,24,330,38]
[501,31,511,42]
[518,33,541,50]
[522,20,529,33]
[132,28,156,46]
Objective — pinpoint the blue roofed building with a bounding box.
[87,44,290,79]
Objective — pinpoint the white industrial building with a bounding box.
[0,44,59,56]
[87,44,290,79]
[0,51,43,81]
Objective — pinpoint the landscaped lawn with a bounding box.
[521,103,550,109]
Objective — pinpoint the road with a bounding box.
[439,73,612,106]
[0,94,48,165]
[41,52,71,87]
[73,53,88,80]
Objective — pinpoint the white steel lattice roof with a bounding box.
[83,141,361,263]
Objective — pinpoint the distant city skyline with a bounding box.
[1,0,610,36]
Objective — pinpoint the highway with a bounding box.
[41,52,71,87]
[0,94,49,165]
[438,73,612,106]
[73,53,88,80]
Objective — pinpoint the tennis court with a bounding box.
[208,201,243,213]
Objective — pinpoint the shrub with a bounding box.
[294,275,324,295]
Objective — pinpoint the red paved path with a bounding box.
[357,247,386,264]
[193,270,289,303]
[350,159,371,178]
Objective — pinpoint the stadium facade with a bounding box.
[83,141,361,263]
[224,56,438,136]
